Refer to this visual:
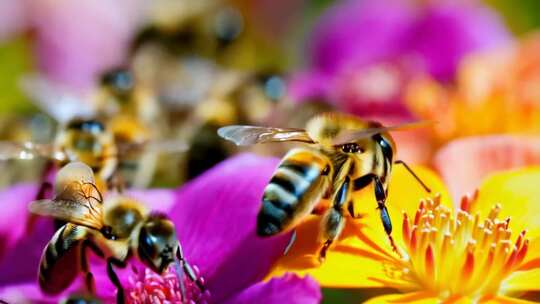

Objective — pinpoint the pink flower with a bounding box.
[0,0,142,92]
[290,0,511,117]
[435,135,540,201]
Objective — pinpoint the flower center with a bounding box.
[126,265,211,304]
[398,194,529,299]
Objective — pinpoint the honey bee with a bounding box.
[0,118,117,197]
[29,162,203,303]
[0,116,188,201]
[18,67,180,188]
[218,112,431,260]
[94,67,163,130]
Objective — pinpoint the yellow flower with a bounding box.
[270,165,540,303]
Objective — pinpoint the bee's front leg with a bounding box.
[81,243,95,294]
[319,176,351,262]
[374,177,400,256]
[81,240,104,295]
[107,258,127,304]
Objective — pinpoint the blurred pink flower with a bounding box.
[0,154,321,303]
[0,0,27,41]
[290,0,511,117]
[0,0,143,92]
[435,135,540,200]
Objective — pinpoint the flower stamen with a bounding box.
[126,266,211,304]
[393,194,531,300]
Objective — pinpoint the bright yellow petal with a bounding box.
[472,167,540,239]
[350,165,452,251]
[518,236,540,270]
[503,268,540,292]
[269,216,412,288]
[363,292,442,304]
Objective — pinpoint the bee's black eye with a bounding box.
[67,119,105,133]
[101,226,116,240]
[102,68,133,90]
[341,143,363,153]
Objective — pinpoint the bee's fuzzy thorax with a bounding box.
[305,112,371,146]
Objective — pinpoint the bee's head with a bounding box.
[61,118,110,166]
[137,213,178,274]
[101,67,134,98]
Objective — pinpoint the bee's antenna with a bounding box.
[174,246,187,303]
[394,160,431,193]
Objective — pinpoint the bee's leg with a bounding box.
[36,181,53,200]
[80,243,95,294]
[36,160,55,199]
[176,244,205,292]
[373,177,400,256]
[81,240,104,295]
[107,258,127,304]
[106,169,125,193]
[318,176,350,262]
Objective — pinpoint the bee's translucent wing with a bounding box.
[29,197,103,230]
[20,74,96,123]
[218,125,315,146]
[54,162,96,192]
[29,162,104,230]
[117,139,190,155]
[332,121,432,145]
[0,141,65,161]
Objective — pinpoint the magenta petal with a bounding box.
[127,188,177,213]
[0,218,54,286]
[308,0,413,75]
[222,274,321,304]
[293,0,510,108]
[0,282,56,304]
[404,0,511,81]
[0,183,39,261]
[0,264,116,303]
[288,70,333,102]
[169,153,291,302]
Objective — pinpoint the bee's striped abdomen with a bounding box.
[39,223,89,295]
[257,148,331,236]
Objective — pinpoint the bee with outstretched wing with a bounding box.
[30,162,204,303]
[219,112,432,261]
